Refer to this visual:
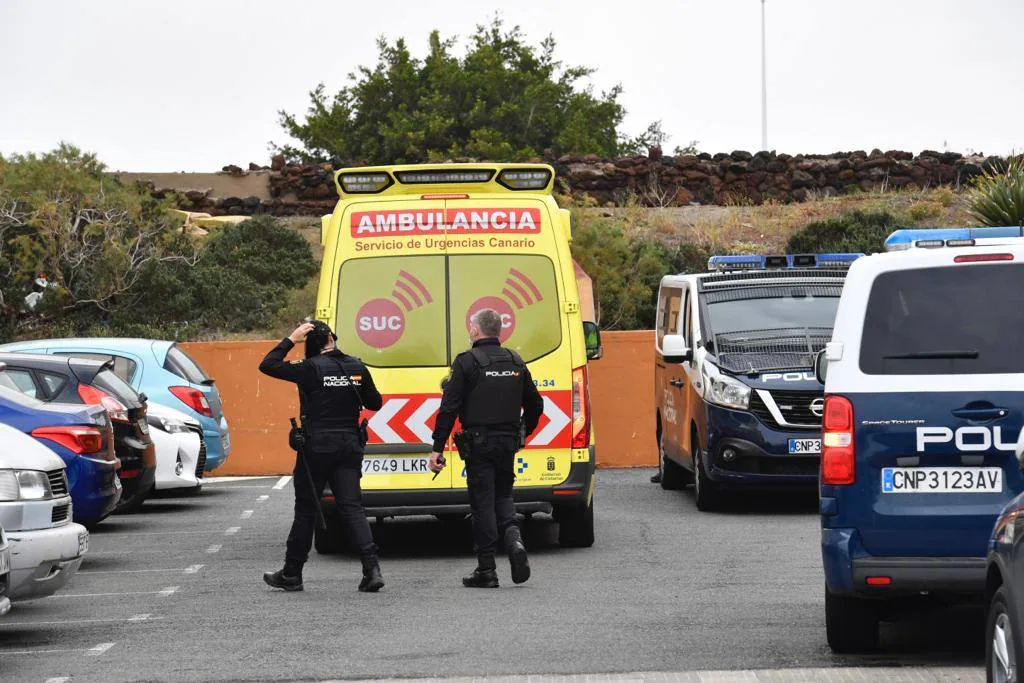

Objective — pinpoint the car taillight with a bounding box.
[954,253,1013,263]
[571,366,591,449]
[77,384,130,423]
[31,426,104,455]
[170,386,213,417]
[822,395,855,485]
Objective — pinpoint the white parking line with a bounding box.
[2,648,87,655]
[87,642,115,657]
[206,544,222,554]
[240,510,254,519]
[79,567,195,575]
[48,589,175,599]
[45,677,70,683]
[184,564,204,574]
[0,616,164,628]
[257,495,270,502]
[225,526,241,535]
[128,614,152,622]
[158,586,179,597]
[202,476,278,484]
[272,476,292,490]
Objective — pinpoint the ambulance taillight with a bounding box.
[571,366,591,449]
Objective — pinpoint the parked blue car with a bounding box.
[0,371,120,526]
[986,491,1024,683]
[0,339,231,472]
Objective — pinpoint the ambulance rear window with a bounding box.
[448,255,561,363]
[860,263,1024,375]
[337,256,448,368]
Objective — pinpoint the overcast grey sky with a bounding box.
[2,0,1021,171]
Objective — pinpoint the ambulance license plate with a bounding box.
[882,467,1003,493]
[788,438,821,454]
[362,457,431,475]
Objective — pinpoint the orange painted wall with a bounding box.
[182,330,657,476]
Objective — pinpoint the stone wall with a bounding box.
[131,150,1002,217]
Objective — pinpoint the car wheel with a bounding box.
[313,510,346,555]
[825,586,879,654]
[659,432,689,491]
[693,449,723,512]
[987,586,1019,683]
[557,497,595,548]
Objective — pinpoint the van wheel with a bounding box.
[825,587,879,653]
[693,450,723,512]
[987,586,1020,683]
[557,497,595,548]
[314,509,346,555]
[659,433,689,491]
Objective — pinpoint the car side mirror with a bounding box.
[814,350,828,385]
[662,334,692,364]
[0,362,6,372]
[583,322,603,361]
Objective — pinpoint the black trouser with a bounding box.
[285,431,375,571]
[465,434,519,569]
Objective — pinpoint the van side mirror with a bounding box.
[661,334,692,364]
[583,322,602,361]
[814,350,828,384]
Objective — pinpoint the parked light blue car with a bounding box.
[0,340,230,472]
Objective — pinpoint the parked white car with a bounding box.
[0,423,88,601]
[0,525,11,616]
[147,402,205,492]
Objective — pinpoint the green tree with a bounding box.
[968,156,1024,227]
[786,211,898,255]
[275,17,659,164]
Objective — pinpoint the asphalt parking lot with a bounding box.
[0,469,987,682]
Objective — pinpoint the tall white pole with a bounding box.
[761,0,768,151]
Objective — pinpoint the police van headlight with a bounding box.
[701,363,751,411]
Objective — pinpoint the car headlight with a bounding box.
[0,469,52,501]
[147,415,190,434]
[701,363,751,410]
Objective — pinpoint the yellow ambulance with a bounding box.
[314,163,601,550]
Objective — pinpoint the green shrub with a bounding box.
[786,210,898,254]
[968,157,1024,227]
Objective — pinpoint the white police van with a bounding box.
[654,252,861,510]
[819,227,1024,653]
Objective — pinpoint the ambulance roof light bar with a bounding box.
[884,226,1024,252]
[707,253,864,272]
[337,172,393,194]
[394,169,495,184]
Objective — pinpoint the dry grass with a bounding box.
[577,187,974,252]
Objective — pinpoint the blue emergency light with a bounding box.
[707,253,864,272]
[884,226,1024,252]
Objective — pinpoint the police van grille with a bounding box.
[51,503,71,525]
[47,470,68,497]
[188,425,207,478]
[750,390,823,430]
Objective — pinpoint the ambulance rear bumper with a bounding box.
[343,459,595,518]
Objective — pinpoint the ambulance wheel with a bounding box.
[557,497,594,548]
[314,510,346,555]
[659,433,689,491]
[693,450,724,512]
[825,587,879,654]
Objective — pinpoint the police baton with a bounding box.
[291,418,327,531]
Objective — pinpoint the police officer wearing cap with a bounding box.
[429,308,544,588]
[259,320,385,593]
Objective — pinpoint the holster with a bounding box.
[288,417,307,452]
[517,421,527,451]
[453,431,473,462]
[358,418,369,449]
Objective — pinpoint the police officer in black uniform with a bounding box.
[429,309,544,588]
[259,320,385,593]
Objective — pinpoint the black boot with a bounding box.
[263,566,303,592]
[504,526,531,585]
[463,555,499,588]
[358,554,384,593]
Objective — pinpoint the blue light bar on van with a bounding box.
[884,226,1024,252]
[707,253,864,271]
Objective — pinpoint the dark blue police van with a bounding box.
[654,253,861,510]
[819,227,1024,653]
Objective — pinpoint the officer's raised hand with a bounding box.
[428,452,446,473]
[289,323,315,344]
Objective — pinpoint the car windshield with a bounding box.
[93,369,143,407]
[165,346,210,385]
[860,262,1024,374]
[0,382,44,408]
[706,290,841,336]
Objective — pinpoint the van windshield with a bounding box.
[336,254,561,368]
[860,263,1024,375]
[707,293,841,336]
